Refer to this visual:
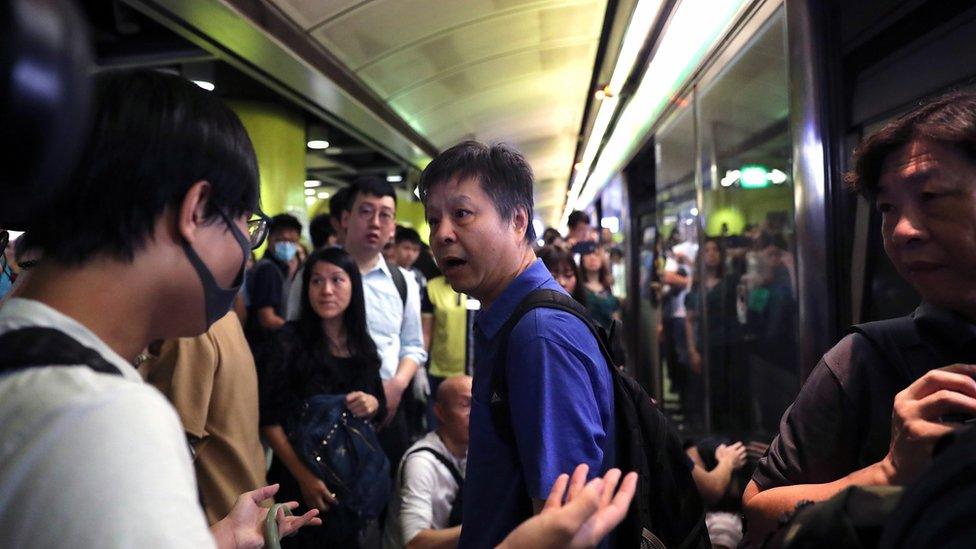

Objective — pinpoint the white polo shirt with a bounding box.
[382,431,465,548]
[0,298,214,548]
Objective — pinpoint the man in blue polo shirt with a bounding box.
[419,140,615,548]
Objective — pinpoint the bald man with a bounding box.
[383,376,471,549]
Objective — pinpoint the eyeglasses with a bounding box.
[247,212,271,250]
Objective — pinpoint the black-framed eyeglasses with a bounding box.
[247,211,271,250]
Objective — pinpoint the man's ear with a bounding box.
[340,209,351,232]
[512,206,529,241]
[177,181,212,244]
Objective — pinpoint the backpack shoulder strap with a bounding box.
[0,327,123,376]
[403,446,464,487]
[386,260,408,309]
[849,315,938,382]
[490,289,615,444]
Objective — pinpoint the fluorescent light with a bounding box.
[305,196,317,206]
[563,0,665,226]
[387,174,403,183]
[769,169,788,184]
[304,189,316,196]
[608,0,666,94]
[317,191,330,199]
[413,186,421,199]
[192,80,215,91]
[307,140,330,150]
[569,0,750,217]
[304,180,322,188]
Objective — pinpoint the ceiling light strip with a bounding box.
[562,0,665,228]
[566,0,751,220]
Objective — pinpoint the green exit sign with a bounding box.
[739,165,769,188]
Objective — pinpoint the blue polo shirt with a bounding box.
[458,259,615,548]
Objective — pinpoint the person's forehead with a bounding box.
[429,175,487,203]
[354,192,396,210]
[272,227,300,239]
[880,139,941,179]
[310,260,341,275]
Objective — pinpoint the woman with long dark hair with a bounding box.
[579,243,621,330]
[260,247,386,547]
[537,245,587,305]
[684,237,748,436]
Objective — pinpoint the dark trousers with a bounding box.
[377,405,409,476]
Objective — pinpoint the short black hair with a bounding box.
[568,210,590,229]
[269,213,302,237]
[847,90,976,197]
[29,69,259,265]
[418,140,536,243]
[395,226,422,246]
[542,227,562,245]
[329,185,353,218]
[309,213,335,249]
[346,176,397,211]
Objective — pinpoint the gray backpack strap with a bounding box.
[386,259,407,308]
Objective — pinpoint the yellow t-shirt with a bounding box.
[425,276,472,378]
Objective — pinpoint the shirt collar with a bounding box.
[363,253,391,277]
[914,302,976,352]
[0,298,144,382]
[474,259,554,341]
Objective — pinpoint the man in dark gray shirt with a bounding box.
[744,91,976,539]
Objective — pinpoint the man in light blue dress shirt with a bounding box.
[341,176,427,468]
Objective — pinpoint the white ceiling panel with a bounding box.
[265,0,607,225]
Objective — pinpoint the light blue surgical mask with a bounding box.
[273,241,298,263]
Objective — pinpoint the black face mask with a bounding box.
[181,211,250,330]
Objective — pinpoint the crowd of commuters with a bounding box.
[6,61,976,549]
[0,69,635,549]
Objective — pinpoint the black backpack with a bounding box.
[491,289,709,549]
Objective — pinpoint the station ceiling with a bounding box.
[265,0,608,225]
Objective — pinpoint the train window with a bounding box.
[654,95,699,431]
[691,9,798,438]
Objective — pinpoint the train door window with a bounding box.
[654,95,699,431]
[693,8,798,439]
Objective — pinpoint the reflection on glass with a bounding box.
[654,96,702,431]
[692,9,798,438]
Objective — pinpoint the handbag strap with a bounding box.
[263,503,294,549]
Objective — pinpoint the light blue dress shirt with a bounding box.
[361,254,427,380]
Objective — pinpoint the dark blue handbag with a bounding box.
[286,394,391,524]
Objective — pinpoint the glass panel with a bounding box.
[693,9,798,438]
[654,97,702,432]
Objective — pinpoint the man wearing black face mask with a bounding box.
[0,70,319,547]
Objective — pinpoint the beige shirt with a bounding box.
[142,312,267,524]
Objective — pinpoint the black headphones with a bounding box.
[0,0,93,229]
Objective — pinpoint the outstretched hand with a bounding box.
[211,484,321,549]
[498,464,638,549]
